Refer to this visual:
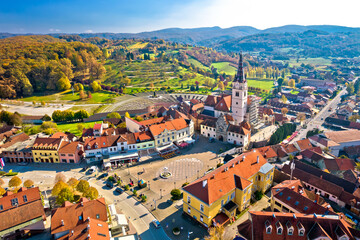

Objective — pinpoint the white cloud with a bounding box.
[49,28,61,32]
[84,29,93,33]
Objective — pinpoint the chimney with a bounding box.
[242,155,245,162]
[81,201,84,206]
[61,220,64,226]
[71,230,74,236]
[293,214,297,219]
[315,192,320,203]
[257,156,259,163]
[202,180,208,188]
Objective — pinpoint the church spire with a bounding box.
[234,52,246,83]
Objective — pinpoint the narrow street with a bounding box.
[90,179,172,240]
[290,87,348,143]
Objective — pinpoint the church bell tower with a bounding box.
[231,52,248,125]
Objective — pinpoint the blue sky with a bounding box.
[1,0,359,33]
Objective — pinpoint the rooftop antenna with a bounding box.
[290,161,295,180]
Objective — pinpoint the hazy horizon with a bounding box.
[1,0,360,34]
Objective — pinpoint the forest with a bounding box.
[0,35,106,98]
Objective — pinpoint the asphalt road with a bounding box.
[90,179,172,240]
[290,86,348,143]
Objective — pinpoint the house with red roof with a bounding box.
[0,187,46,239]
[237,211,360,240]
[182,150,274,228]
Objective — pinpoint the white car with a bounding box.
[152,219,161,229]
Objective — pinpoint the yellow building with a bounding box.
[32,137,63,163]
[182,150,274,228]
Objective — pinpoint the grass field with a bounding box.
[19,87,117,104]
[273,57,332,67]
[247,79,274,90]
[128,42,148,49]
[57,121,101,136]
[188,57,210,71]
[211,62,236,75]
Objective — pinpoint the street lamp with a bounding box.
[160,189,162,199]
[153,199,156,210]
[148,181,150,190]
[174,181,176,189]
[197,170,199,178]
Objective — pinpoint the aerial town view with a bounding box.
[0,0,360,239]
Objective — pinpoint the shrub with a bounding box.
[254,191,263,201]
[107,176,115,182]
[216,163,223,168]
[170,189,182,200]
[132,190,138,197]
[74,194,81,202]
[0,171,6,176]
[182,182,189,187]
[4,172,18,176]
[124,185,130,191]
[141,195,147,202]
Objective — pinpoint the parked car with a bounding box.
[106,181,114,188]
[152,219,161,229]
[97,173,108,180]
[81,166,88,172]
[87,166,98,174]
[115,187,123,194]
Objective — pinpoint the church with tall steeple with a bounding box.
[232,52,248,125]
[199,53,256,150]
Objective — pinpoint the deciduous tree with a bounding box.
[8,176,22,189]
[55,173,67,184]
[52,180,68,196]
[107,112,121,119]
[23,179,34,188]
[56,187,74,205]
[84,186,99,200]
[76,180,90,193]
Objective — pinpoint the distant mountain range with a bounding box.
[1,25,359,57]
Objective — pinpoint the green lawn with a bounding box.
[57,121,101,136]
[19,87,117,104]
[211,62,236,75]
[188,57,210,71]
[273,57,332,67]
[247,79,274,90]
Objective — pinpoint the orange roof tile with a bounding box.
[183,150,269,205]
[51,198,107,235]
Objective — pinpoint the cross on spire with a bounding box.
[234,52,246,83]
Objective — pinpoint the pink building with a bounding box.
[58,141,84,163]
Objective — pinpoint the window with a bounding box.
[231,192,235,199]
[96,214,100,219]
[277,227,283,235]
[11,198,18,206]
[188,207,191,213]
[235,91,239,97]
[200,215,204,222]
[299,229,305,236]
[187,196,191,204]
[79,215,83,220]
[288,228,293,235]
[0,205,3,211]
[243,196,246,202]
[23,195,28,202]
[200,204,204,212]
[266,227,272,234]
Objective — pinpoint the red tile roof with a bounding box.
[323,158,356,172]
[57,218,110,240]
[51,198,107,235]
[59,141,82,154]
[256,146,278,159]
[183,150,269,205]
[0,187,45,232]
[238,211,360,240]
[295,139,313,151]
[32,137,62,149]
[133,131,153,142]
[214,95,231,112]
[84,136,119,150]
[149,118,188,136]
[93,123,102,130]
